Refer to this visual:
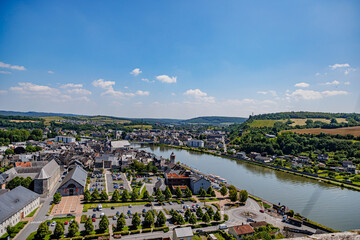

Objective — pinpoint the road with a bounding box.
[15,180,62,240]
[122,172,132,192]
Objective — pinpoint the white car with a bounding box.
[51,221,56,227]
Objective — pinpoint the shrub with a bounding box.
[130,229,141,234]
[84,233,110,239]
[142,228,152,233]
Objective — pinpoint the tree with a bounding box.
[224,214,229,221]
[111,189,120,202]
[210,189,216,197]
[175,186,183,198]
[35,222,49,240]
[206,207,214,219]
[121,189,129,202]
[164,186,172,200]
[229,189,238,202]
[100,190,108,201]
[131,191,139,201]
[85,218,94,234]
[207,186,213,195]
[288,210,294,217]
[189,213,197,225]
[84,190,91,202]
[117,215,126,230]
[155,187,162,198]
[53,193,61,204]
[143,190,150,200]
[91,188,100,200]
[184,186,192,198]
[5,149,14,155]
[53,221,64,238]
[202,212,210,223]
[214,211,221,221]
[6,226,14,237]
[196,207,203,219]
[99,215,109,233]
[144,211,155,227]
[156,211,166,226]
[68,220,79,237]
[199,187,206,198]
[157,193,165,202]
[185,209,191,220]
[132,213,141,228]
[239,190,248,203]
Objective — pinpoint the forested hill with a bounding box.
[183,116,247,124]
[250,112,360,121]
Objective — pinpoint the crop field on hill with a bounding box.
[284,126,360,137]
[9,120,40,123]
[290,118,347,126]
[248,119,285,128]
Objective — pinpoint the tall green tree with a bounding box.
[99,215,109,233]
[100,190,108,201]
[206,207,214,219]
[85,218,94,234]
[121,189,129,202]
[68,220,79,237]
[144,211,154,227]
[35,222,49,240]
[164,186,172,200]
[111,189,120,201]
[91,188,100,200]
[143,190,150,200]
[53,193,62,204]
[53,222,64,239]
[189,213,197,225]
[229,189,238,202]
[132,213,141,228]
[184,186,192,198]
[84,190,91,202]
[175,187,183,198]
[196,207,203,219]
[117,215,126,230]
[202,212,210,223]
[199,187,206,197]
[131,191,139,201]
[213,211,221,221]
[156,211,166,226]
[239,190,248,203]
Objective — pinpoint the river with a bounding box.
[134,144,360,231]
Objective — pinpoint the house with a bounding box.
[57,166,87,196]
[187,139,204,148]
[229,225,255,239]
[165,173,191,190]
[109,140,130,150]
[208,234,218,240]
[0,186,40,236]
[173,227,193,240]
[317,154,329,162]
[342,161,353,168]
[346,165,356,174]
[190,174,211,194]
[255,156,272,163]
[55,136,76,143]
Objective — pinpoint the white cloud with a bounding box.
[287,89,348,100]
[0,71,11,74]
[135,90,150,96]
[10,82,60,96]
[48,70,54,74]
[324,80,340,86]
[329,63,350,70]
[294,82,310,88]
[156,75,177,83]
[67,88,92,95]
[0,90,8,94]
[92,79,115,90]
[315,72,321,76]
[344,81,351,85]
[0,61,26,71]
[171,93,176,96]
[141,78,150,82]
[257,90,277,96]
[61,83,83,88]
[130,68,142,76]
[184,89,215,103]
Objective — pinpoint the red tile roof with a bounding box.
[232,225,254,235]
[166,173,189,179]
[15,162,32,167]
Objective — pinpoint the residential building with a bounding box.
[0,186,40,236]
[165,173,190,190]
[173,227,193,240]
[55,136,76,143]
[187,139,204,148]
[229,225,255,240]
[190,174,211,194]
[317,154,329,162]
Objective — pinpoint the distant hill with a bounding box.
[250,111,360,121]
[0,110,246,125]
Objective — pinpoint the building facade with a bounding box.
[57,166,87,196]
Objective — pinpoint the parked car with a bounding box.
[47,221,51,226]
[111,206,115,210]
[92,218,96,222]
[100,213,105,217]
[116,211,120,216]
[92,214,96,218]
[196,229,203,233]
[113,216,117,220]
[260,209,264,213]
[142,209,146,213]
[219,224,228,230]
[64,221,68,225]
[93,208,97,212]
[129,205,132,208]
[247,218,255,222]
[51,221,56,227]
[127,210,131,214]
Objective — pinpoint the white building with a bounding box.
[173,227,193,240]
[55,136,76,143]
[187,139,204,148]
[0,186,40,235]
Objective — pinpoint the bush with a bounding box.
[81,215,88,223]
[84,233,110,239]
[141,228,152,233]
[113,230,129,235]
[163,227,169,232]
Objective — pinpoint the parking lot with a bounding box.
[89,173,105,193]
[106,172,125,194]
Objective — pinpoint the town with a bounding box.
[0,134,344,240]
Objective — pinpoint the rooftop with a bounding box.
[174,227,193,237]
[232,225,255,235]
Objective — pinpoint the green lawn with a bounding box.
[26,207,39,217]
[0,221,28,239]
[83,201,148,212]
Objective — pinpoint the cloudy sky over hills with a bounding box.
[0,0,359,118]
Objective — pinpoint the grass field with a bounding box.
[290,118,347,126]
[125,125,152,129]
[284,126,360,137]
[248,119,285,128]
[9,120,40,123]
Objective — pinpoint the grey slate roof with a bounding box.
[59,166,87,188]
[35,160,59,179]
[0,186,39,222]
[174,227,193,237]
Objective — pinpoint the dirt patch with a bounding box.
[283,126,360,137]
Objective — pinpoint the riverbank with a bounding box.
[149,143,360,192]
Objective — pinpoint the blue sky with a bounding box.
[0,0,359,118]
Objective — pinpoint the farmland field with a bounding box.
[248,119,286,128]
[284,126,360,137]
[9,120,40,123]
[290,118,347,126]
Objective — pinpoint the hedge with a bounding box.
[130,229,141,234]
[141,228,152,233]
[113,231,129,235]
[72,237,83,240]
[84,233,110,239]
[153,226,168,232]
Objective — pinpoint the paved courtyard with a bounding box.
[51,195,83,217]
